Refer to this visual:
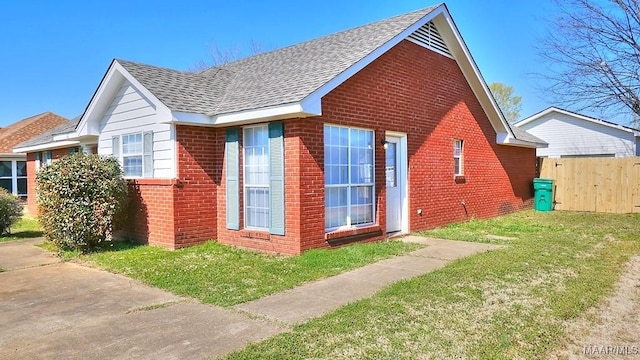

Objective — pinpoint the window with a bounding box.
[0,161,12,194]
[35,151,52,171]
[16,161,26,197]
[324,125,374,230]
[226,123,284,234]
[122,133,143,177]
[244,126,269,229]
[454,139,463,176]
[0,160,27,197]
[113,132,153,178]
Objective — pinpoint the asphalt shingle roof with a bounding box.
[117,6,438,116]
[1,113,68,154]
[14,116,81,149]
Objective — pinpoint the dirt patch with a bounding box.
[551,256,640,359]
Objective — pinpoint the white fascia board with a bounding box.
[168,100,322,127]
[52,131,79,141]
[212,102,320,125]
[77,60,172,136]
[518,107,640,136]
[301,5,446,106]
[496,132,547,148]
[13,140,81,154]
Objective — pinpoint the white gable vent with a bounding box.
[407,21,452,57]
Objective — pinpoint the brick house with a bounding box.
[14,5,545,254]
[1,112,68,200]
[13,117,94,215]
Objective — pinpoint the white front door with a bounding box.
[385,136,402,233]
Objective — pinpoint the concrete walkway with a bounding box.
[0,236,500,359]
[235,236,500,325]
[0,239,283,360]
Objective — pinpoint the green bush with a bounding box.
[0,189,23,235]
[36,154,128,252]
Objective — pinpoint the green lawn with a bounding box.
[0,216,42,242]
[225,211,640,359]
[83,240,422,307]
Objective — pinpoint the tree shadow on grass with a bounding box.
[0,230,44,242]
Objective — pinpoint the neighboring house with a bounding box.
[516,107,640,158]
[13,117,90,215]
[0,112,68,199]
[14,5,545,254]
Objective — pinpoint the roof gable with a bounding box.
[517,107,640,137]
[72,4,543,148]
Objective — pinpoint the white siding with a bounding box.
[519,112,637,158]
[97,81,175,178]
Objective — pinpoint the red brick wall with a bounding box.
[127,179,176,248]
[129,39,535,253]
[25,147,79,216]
[215,126,304,254]
[173,125,218,248]
[314,39,535,233]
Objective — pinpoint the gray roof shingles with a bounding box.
[25,5,543,148]
[15,117,80,148]
[118,6,438,116]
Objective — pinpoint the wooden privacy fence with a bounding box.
[539,157,640,213]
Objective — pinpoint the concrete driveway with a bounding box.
[0,239,283,360]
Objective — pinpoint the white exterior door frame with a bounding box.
[385,131,408,234]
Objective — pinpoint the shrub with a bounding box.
[0,189,23,235]
[36,153,128,252]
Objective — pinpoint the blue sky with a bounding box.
[0,0,563,127]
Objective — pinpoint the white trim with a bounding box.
[169,123,177,178]
[385,131,409,234]
[517,107,640,136]
[77,60,172,137]
[453,139,463,176]
[13,140,82,154]
[301,7,446,116]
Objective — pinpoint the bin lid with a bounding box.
[533,178,554,183]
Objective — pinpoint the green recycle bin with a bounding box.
[533,178,554,212]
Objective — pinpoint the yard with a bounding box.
[30,210,640,358]
[223,211,639,359]
[0,216,42,242]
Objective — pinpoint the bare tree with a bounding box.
[190,40,272,72]
[540,0,640,126]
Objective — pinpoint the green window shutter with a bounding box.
[143,131,153,178]
[268,122,285,235]
[226,128,240,230]
[112,136,120,158]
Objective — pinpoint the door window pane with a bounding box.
[385,142,397,188]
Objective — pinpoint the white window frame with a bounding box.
[121,133,144,178]
[454,139,463,176]
[35,150,53,171]
[324,124,375,231]
[0,160,27,197]
[243,125,270,230]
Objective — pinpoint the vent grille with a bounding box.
[407,21,452,57]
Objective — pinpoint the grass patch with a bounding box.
[81,240,421,307]
[0,216,42,242]
[225,211,640,359]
